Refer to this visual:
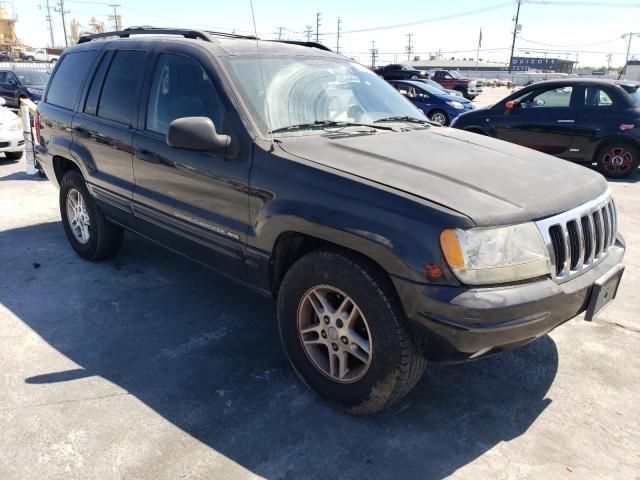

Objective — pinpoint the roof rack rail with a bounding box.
[273,40,333,52]
[77,27,257,44]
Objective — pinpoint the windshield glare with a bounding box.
[15,70,50,86]
[226,57,425,134]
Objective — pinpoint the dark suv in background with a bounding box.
[452,79,640,178]
[35,28,625,414]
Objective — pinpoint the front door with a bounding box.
[132,50,251,280]
[495,85,579,158]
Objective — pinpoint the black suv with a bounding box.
[35,28,625,414]
[375,64,428,81]
[452,79,640,178]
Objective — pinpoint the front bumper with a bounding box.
[0,130,25,152]
[393,237,625,362]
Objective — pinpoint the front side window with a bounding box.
[96,50,146,125]
[516,86,573,109]
[46,51,97,110]
[584,87,613,107]
[226,56,423,134]
[146,54,226,135]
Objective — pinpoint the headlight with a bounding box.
[440,223,551,285]
[8,117,22,131]
[446,101,464,110]
[27,88,43,96]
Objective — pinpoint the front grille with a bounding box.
[535,191,618,282]
[0,142,8,148]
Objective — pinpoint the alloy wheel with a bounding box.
[602,146,634,174]
[297,285,372,383]
[66,188,91,244]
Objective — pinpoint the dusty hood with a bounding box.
[278,127,608,226]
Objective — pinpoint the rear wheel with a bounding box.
[596,143,639,178]
[277,249,426,415]
[59,170,124,260]
[428,109,449,126]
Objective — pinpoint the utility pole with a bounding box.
[336,17,342,54]
[55,0,69,47]
[304,25,313,42]
[619,32,639,79]
[405,33,413,62]
[606,53,613,72]
[276,26,284,40]
[315,12,321,43]
[508,0,522,74]
[109,4,121,30]
[39,0,56,48]
[370,40,378,69]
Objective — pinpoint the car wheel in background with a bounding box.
[596,143,639,179]
[59,169,124,260]
[277,249,426,415]
[428,109,449,126]
[3,151,23,160]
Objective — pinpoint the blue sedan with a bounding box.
[389,80,475,126]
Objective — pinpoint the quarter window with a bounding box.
[46,51,97,110]
[146,54,226,135]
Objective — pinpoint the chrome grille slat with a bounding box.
[536,191,617,283]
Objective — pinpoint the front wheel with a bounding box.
[59,170,124,260]
[428,109,449,126]
[596,143,639,178]
[277,250,426,415]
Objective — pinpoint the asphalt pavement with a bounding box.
[1,148,639,479]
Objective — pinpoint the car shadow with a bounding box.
[0,170,45,182]
[0,222,558,480]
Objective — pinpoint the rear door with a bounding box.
[131,46,251,280]
[71,49,149,209]
[572,85,621,161]
[494,85,580,157]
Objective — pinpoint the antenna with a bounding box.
[248,0,275,149]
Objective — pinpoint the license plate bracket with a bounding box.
[584,264,624,322]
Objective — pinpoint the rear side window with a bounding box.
[95,50,146,125]
[584,87,613,107]
[46,51,97,109]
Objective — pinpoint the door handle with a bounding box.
[557,119,575,123]
[137,150,160,163]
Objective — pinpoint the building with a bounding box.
[0,5,20,57]
[622,60,640,82]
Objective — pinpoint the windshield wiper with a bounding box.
[374,116,431,125]
[269,120,396,134]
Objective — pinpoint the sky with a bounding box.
[9,0,640,68]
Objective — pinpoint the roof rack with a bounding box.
[273,40,333,52]
[77,27,257,44]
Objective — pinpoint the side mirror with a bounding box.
[166,117,231,153]
[505,100,519,111]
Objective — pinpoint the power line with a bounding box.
[524,0,640,7]
[519,36,624,48]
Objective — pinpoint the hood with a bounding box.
[277,127,608,226]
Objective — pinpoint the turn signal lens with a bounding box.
[440,229,464,268]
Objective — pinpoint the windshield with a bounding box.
[15,70,50,86]
[226,56,424,134]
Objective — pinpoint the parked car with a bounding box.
[35,28,625,415]
[430,70,483,100]
[452,79,640,178]
[389,80,475,125]
[417,78,464,97]
[0,51,11,62]
[0,69,50,107]
[375,64,428,81]
[0,97,24,160]
[19,48,60,63]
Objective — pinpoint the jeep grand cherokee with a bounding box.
[34,28,625,415]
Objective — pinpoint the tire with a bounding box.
[59,170,124,260]
[596,143,639,179]
[4,151,23,160]
[277,249,426,415]
[428,109,449,126]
